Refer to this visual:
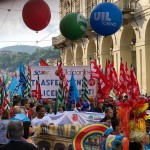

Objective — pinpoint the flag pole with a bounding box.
[74,97,78,112]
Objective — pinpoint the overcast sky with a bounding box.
[0,0,60,48]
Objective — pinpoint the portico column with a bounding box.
[136,42,150,95]
[99,51,113,71]
[113,46,132,74]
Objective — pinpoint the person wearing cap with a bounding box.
[95,99,105,113]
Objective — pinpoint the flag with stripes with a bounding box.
[23,73,31,98]
[82,69,90,104]
[0,77,5,106]
[23,65,31,98]
[0,88,4,106]
[56,62,68,109]
[1,95,11,111]
[57,77,65,108]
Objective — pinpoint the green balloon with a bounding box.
[60,13,88,41]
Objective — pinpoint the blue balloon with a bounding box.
[90,2,123,36]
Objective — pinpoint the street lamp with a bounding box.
[109,45,113,55]
[130,39,136,51]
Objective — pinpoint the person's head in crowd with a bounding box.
[90,103,95,110]
[1,109,10,119]
[13,106,21,114]
[58,105,65,112]
[70,100,75,108]
[89,97,95,106]
[76,101,82,110]
[13,99,21,107]
[21,98,30,110]
[47,99,53,104]
[111,118,120,133]
[36,105,46,119]
[6,121,24,140]
[43,98,48,105]
[47,107,54,114]
[31,107,37,119]
[97,99,104,108]
[23,121,34,140]
[81,102,90,111]
[105,107,114,119]
[13,95,21,101]
[30,102,35,109]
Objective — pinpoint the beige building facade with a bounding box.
[52,0,150,95]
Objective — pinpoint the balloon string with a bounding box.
[36,31,39,46]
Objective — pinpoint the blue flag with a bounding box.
[68,72,80,103]
[18,64,27,94]
[8,77,22,95]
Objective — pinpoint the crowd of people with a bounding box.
[0,95,149,150]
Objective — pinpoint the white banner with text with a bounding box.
[31,66,96,98]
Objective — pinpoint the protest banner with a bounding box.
[31,66,96,98]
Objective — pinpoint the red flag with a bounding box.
[119,62,128,96]
[105,59,108,76]
[88,69,95,86]
[1,96,10,112]
[125,62,132,99]
[90,60,101,79]
[90,60,112,98]
[39,58,48,66]
[105,60,112,86]
[36,75,42,100]
[130,67,140,99]
[110,63,120,96]
[57,61,69,102]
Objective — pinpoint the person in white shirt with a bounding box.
[31,105,54,126]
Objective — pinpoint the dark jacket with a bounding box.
[0,141,37,150]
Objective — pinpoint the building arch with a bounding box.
[68,144,73,150]
[143,19,150,94]
[120,25,136,70]
[145,19,150,42]
[75,44,83,66]
[65,47,73,66]
[37,141,51,150]
[54,143,66,150]
[100,36,113,69]
[86,39,96,65]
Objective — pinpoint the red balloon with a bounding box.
[88,78,95,86]
[22,0,51,31]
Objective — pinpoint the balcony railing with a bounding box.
[52,35,66,47]
[115,0,136,13]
